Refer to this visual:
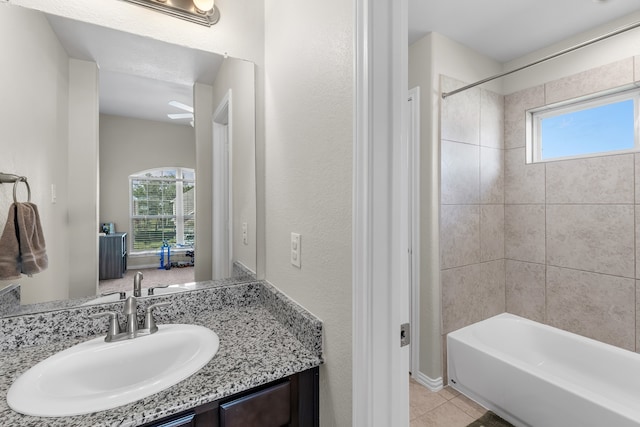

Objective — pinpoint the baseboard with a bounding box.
[412,371,443,392]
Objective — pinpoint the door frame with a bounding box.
[212,89,233,279]
[353,0,409,425]
[407,86,421,378]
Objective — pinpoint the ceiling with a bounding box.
[408,0,640,62]
[46,14,224,126]
[46,1,640,125]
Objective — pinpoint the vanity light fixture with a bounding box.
[121,0,219,27]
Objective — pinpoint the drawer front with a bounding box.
[149,412,195,427]
[220,381,290,427]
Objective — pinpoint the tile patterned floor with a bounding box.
[410,378,513,427]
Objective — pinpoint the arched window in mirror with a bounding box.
[129,167,195,253]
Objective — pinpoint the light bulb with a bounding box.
[193,0,214,13]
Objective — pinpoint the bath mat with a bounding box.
[466,411,514,427]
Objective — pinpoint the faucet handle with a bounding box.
[99,290,127,300]
[89,311,121,341]
[144,301,171,333]
[147,284,170,296]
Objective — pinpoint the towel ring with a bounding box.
[13,177,31,203]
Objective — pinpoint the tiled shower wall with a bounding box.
[440,76,506,337]
[504,57,640,351]
[440,56,640,358]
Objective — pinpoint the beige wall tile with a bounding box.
[547,204,634,278]
[440,205,480,269]
[547,266,635,350]
[442,264,482,334]
[504,148,545,204]
[504,204,545,264]
[481,259,506,317]
[441,140,479,205]
[635,154,640,203]
[441,76,480,145]
[545,58,634,104]
[635,55,640,82]
[480,89,504,149]
[480,147,504,204]
[546,154,634,204]
[505,260,545,322]
[441,261,505,334]
[480,205,504,262]
[636,207,640,279]
[504,85,544,149]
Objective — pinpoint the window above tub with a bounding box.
[526,86,640,163]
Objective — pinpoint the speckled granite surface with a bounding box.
[0,285,19,317]
[0,281,323,426]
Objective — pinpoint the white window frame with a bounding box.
[527,86,640,164]
[129,167,195,254]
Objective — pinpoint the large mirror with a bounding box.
[0,4,256,315]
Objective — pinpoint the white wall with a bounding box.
[9,0,264,64]
[194,82,215,282]
[502,11,640,95]
[67,58,100,299]
[264,1,353,425]
[99,114,196,251]
[0,4,70,304]
[211,59,257,274]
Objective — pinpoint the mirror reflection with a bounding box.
[0,5,256,316]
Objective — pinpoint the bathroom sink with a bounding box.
[7,324,219,417]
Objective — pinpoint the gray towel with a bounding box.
[0,204,21,280]
[17,202,48,276]
[0,202,48,280]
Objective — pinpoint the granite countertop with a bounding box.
[0,282,323,426]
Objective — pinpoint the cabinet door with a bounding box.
[219,381,290,427]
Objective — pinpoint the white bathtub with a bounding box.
[447,313,640,427]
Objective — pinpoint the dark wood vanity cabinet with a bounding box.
[99,232,127,280]
[143,367,319,427]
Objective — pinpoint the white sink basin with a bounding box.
[7,324,219,417]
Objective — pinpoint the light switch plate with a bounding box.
[291,233,301,268]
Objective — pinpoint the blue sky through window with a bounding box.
[540,99,635,160]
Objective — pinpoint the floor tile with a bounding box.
[410,401,476,427]
[450,394,486,419]
[409,379,447,420]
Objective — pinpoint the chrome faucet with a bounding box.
[123,296,138,339]
[133,271,143,297]
[89,296,170,342]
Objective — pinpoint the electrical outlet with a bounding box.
[291,233,301,268]
[242,222,248,245]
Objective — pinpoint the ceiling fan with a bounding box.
[168,100,194,127]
